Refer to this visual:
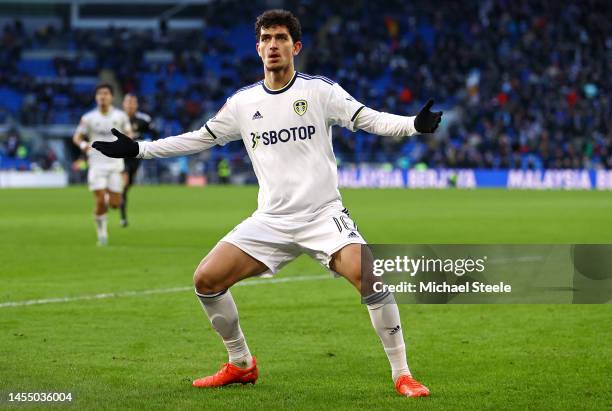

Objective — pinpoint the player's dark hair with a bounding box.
[254,9,301,43]
[95,83,114,95]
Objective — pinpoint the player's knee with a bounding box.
[193,267,225,294]
[106,194,120,208]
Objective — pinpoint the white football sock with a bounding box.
[95,214,108,242]
[365,291,411,382]
[196,289,253,369]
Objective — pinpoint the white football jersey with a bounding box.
[76,106,132,170]
[206,71,365,217]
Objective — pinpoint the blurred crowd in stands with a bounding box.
[0,0,609,173]
[0,127,60,171]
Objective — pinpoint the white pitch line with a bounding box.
[0,275,329,309]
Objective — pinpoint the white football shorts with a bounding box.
[220,203,367,276]
[88,167,123,193]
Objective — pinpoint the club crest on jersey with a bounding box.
[293,99,308,116]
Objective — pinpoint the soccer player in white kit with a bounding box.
[94,10,442,397]
[73,84,132,245]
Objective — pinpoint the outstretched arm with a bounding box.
[354,99,443,137]
[94,96,241,159]
[92,127,217,159]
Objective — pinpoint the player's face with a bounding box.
[123,95,138,116]
[95,88,112,108]
[256,25,301,72]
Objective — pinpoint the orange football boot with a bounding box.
[192,357,258,388]
[395,375,430,397]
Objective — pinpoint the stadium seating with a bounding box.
[0,0,609,173]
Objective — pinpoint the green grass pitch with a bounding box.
[1,186,610,410]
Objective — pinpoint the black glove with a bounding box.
[92,128,139,158]
[414,99,443,133]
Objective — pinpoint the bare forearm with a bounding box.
[72,133,84,146]
[72,133,89,151]
[353,107,417,137]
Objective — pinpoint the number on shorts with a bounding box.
[332,216,357,233]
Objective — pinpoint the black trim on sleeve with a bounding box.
[351,105,366,122]
[204,123,218,140]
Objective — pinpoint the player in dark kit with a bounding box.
[120,93,157,227]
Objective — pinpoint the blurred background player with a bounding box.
[73,84,132,245]
[120,93,157,227]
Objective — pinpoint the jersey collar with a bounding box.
[98,106,114,116]
[262,71,297,95]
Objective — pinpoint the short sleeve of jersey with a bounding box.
[204,97,242,146]
[75,115,90,136]
[326,83,366,131]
